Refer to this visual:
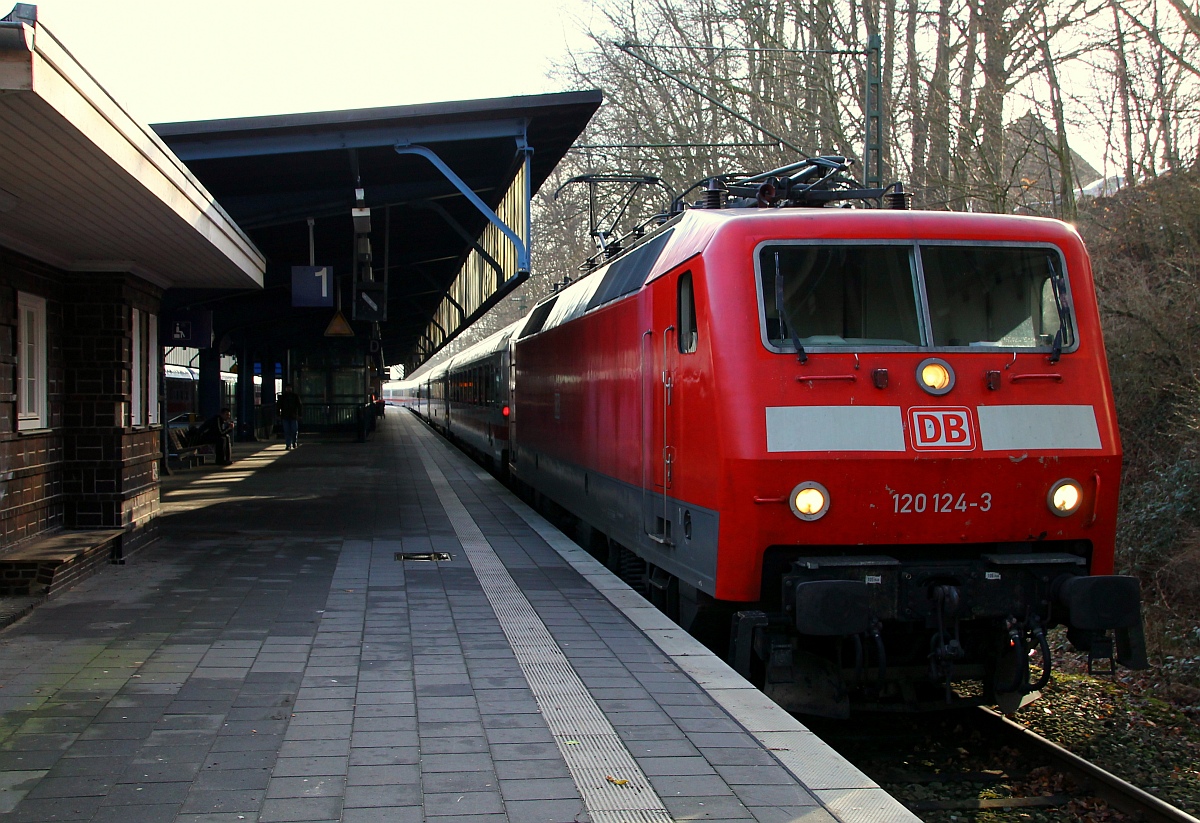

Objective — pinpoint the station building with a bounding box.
[0,4,263,559]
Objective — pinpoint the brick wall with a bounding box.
[0,252,65,547]
[61,273,162,540]
[2,252,163,551]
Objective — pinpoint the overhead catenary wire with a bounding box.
[621,41,868,56]
[572,141,782,149]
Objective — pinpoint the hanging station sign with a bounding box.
[292,266,334,307]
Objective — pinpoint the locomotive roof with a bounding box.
[517,207,1084,343]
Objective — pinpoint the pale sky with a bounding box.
[36,0,600,124]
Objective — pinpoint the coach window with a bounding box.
[678,272,698,354]
[16,292,48,431]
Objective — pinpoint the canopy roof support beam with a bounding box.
[394,143,531,276]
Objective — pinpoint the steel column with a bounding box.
[864,34,884,189]
[198,348,222,422]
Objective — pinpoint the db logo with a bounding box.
[909,407,976,451]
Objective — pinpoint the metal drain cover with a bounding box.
[394,552,452,562]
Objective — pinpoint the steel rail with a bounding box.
[977,707,1200,823]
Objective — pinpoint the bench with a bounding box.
[0,529,124,597]
[168,427,209,468]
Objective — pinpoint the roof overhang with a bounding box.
[155,90,601,367]
[0,5,264,288]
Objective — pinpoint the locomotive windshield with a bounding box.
[759,242,1073,351]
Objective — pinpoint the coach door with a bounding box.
[642,270,685,545]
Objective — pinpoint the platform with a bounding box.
[0,414,916,823]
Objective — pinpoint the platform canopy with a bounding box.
[0,4,264,289]
[155,90,601,370]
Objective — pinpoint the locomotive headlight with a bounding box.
[1048,478,1083,516]
[917,358,955,395]
[789,481,830,521]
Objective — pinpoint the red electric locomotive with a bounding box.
[418,158,1148,716]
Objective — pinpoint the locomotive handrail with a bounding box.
[1086,471,1102,528]
[1010,373,1064,383]
[795,374,858,383]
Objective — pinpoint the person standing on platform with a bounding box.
[277,384,303,450]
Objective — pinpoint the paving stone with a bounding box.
[279,738,350,758]
[258,796,343,822]
[637,755,720,776]
[91,802,181,823]
[350,715,414,732]
[345,764,420,786]
[45,756,128,777]
[25,774,116,798]
[269,756,349,777]
[483,725,554,744]
[341,806,423,823]
[423,789,504,816]
[200,750,277,771]
[662,794,756,819]
[493,758,571,781]
[648,773,737,797]
[122,761,206,783]
[343,782,422,807]
[502,798,592,823]
[749,806,840,823]
[1,796,99,822]
[284,723,353,741]
[498,776,582,801]
[266,775,347,798]
[101,780,191,805]
[192,766,273,791]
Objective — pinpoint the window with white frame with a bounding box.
[131,308,143,426]
[147,314,159,425]
[17,292,48,431]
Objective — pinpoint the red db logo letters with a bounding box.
[909,407,976,451]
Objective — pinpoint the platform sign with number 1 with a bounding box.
[292,266,334,307]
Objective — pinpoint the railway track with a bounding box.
[810,707,1199,822]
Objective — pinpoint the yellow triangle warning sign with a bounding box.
[324,311,354,337]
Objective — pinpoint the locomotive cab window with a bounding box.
[678,271,698,354]
[921,245,1074,349]
[759,244,921,348]
[757,241,1075,352]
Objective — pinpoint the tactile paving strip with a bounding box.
[413,433,673,823]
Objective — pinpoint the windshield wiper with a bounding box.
[775,251,808,363]
[1047,256,1072,364]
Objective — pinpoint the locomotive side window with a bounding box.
[678,271,698,354]
[921,246,1073,349]
[760,244,921,348]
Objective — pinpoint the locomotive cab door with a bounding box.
[642,269,690,545]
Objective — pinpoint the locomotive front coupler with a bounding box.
[928,584,965,701]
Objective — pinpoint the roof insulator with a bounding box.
[885,182,914,210]
[704,178,728,209]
